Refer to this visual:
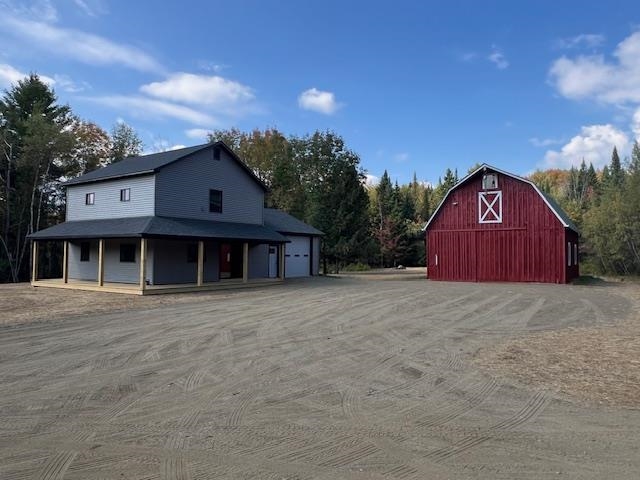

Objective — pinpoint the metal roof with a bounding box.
[423,163,579,233]
[62,142,268,191]
[263,208,324,236]
[28,216,287,243]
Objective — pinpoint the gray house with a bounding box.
[29,142,322,294]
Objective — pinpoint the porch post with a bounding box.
[278,243,285,279]
[197,240,204,286]
[98,239,104,287]
[139,238,147,292]
[31,240,38,282]
[62,240,69,283]
[242,242,249,283]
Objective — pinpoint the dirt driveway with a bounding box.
[0,276,638,479]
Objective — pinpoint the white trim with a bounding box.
[478,191,502,224]
[423,163,576,232]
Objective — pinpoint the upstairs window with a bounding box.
[482,173,498,190]
[120,243,136,263]
[80,242,90,262]
[213,146,221,160]
[85,192,95,205]
[209,189,222,213]
[120,188,130,202]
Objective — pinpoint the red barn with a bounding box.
[424,165,579,284]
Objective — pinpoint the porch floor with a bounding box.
[31,277,283,295]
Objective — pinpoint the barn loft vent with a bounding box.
[482,173,498,190]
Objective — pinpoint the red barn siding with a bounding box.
[426,169,578,284]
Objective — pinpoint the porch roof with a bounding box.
[28,216,288,243]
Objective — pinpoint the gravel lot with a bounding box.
[0,275,638,479]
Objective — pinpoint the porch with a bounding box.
[29,216,288,295]
[31,276,283,295]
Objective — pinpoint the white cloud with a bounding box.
[87,95,217,125]
[460,52,477,62]
[488,47,509,69]
[140,73,254,112]
[0,63,54,88]
[364,174,379,186]
[0,14,163,73]
[298,88,342,115]
[393,152,409,163]
[185,128,211,140]
[53,74,90,93]
[196,60,229,73]
[71,0,107,17]
[541,124,630,169]
[556,34,605,50]
[632,107,640,141]
[147,139,187,154]
[529,137,564,147]
[549,31,640,104]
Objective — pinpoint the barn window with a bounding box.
[574,243,578,265]
[482,173,498,189]
[478,191,502,223]
[567,242,571,266]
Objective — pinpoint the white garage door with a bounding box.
[285,236,310,278]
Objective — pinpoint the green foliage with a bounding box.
[110,122,143,162]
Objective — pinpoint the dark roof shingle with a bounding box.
[28,216,287,243]
[62,142,267,191]
[264,208,323,236]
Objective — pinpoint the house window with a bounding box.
[120,188,130,202]
[187,243,207,263]
[574,243,578,265]
[80,242,90,262]
[85,192,95,205]
[209,189,222,213]
[567,242,571,267]
[120,243,136,263]
[213,146,221,161]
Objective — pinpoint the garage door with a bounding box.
[285,236,310,278]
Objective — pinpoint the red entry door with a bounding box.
[220,243,232,278]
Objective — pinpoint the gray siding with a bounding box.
[153,240,219,285]
[249,244,269,279]
[104,240,141,284]
[155,148,264,224]
[67,239,153,285]
[68,240,98,280]
[66,175,156,221]
[312,237,321,275]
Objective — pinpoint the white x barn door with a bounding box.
[478,191,502,223]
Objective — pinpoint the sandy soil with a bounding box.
[0,276,638,479]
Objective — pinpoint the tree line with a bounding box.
[1,74,639,281]
[1,75,143,282]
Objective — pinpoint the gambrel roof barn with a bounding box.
[424,164,579,284]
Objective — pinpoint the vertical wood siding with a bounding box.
[155,148,264,224]
[66,175,156,221]
[426,171,575,283]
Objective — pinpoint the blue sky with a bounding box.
[1,0,640,186]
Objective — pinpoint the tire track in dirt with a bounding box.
[424,390,549,463]
[36,451,78,480]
